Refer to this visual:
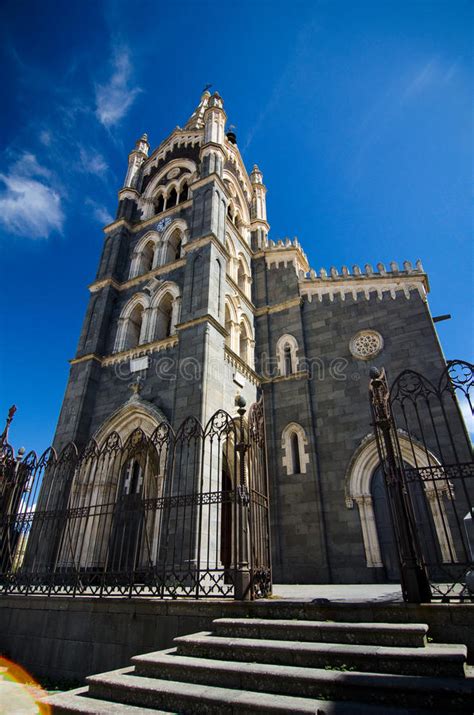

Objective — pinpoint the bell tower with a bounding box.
[52,91,259,450]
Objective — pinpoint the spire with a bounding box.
[185,89,212,129]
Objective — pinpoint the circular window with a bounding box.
[350,330,384,360]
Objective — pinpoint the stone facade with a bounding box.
[52,91,447,585]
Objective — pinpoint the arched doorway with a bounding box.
[371,465,399,580]
[371,463,441,581]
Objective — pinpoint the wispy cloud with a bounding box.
[85,198,113,225]
[95,46,141,128]
[0,153,64,239]
[79,147,108,177]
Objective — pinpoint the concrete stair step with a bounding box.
[174,632,467,677]
[42,686,172,714]
[212,618,428,647]
[132,648,474,711]
[84,667,456,715]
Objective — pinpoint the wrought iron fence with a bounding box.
[0,400,271,600]
[370,360,474,602]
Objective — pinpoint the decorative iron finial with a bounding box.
[202,83,212,94]
[0,405,16,447]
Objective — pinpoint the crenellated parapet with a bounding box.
[255,236,310,274]
[299,260,429,303]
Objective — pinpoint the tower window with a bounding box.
[276,334,299,377]
[284,345,293,376]
[282,422,309,475]
[124,304,144,350]
[166,188,178,210]
[179,182,189,203]
[290,432,301,474]
[155,195,165,214]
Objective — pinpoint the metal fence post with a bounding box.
[369,368,432,603]
[234,396,251,600]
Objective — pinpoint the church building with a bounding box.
[52,90,449,585]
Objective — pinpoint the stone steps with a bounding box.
[212,617,428,647]
[175,631,467,677]
[132,648,474,711]
[43,615,474,714]
[81,668,452,715]
[40,686,169,714]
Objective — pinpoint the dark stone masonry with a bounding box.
[51,90,447,586]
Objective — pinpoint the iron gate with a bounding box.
[0,399,271,600]
[369,360,473,602]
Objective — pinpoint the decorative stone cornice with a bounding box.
[261,369,309,385]
[69,353,103,366]
[102,335,179,367]
[224,347,260,386]
[176,313,227,338]
[89,258,186,294]
[103,202,193,237]
[254,297,301,317]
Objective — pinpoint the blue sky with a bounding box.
[0,0,472,453]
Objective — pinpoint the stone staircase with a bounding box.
[44,616,474,714]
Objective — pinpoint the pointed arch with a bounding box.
[276,334,300,376]
[282,422,309,475]
[129,231,160,278]
[223,170,251,226]
[238,313,254,366]
[148,281,181,341]
[114,293,150,353]
[158,218,188,266]
[236,252,251,298]
[345,433,457,568]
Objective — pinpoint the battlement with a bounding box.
[300,259,424,281]
[298,260,429,303]
[259,236,310,273]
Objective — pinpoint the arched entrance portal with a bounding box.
[346,434,457,577]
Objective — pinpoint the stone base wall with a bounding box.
[0,597,473,686]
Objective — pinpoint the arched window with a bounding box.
[236,255,251,298]
[147,281,181,342]
[237,260,246,292]
[153,292,174,341]
[178,182,189,203]
[166,188,178,210]
[239,318,253,365]
[282,423,309,475]
[140,240,155,274]
[155,194,165,214]
[225,303,232,349]
[276,334,299,377]
[290,432,301,474]
[284,345,293,376]
[124,304,144,350]
[162,227,183,265]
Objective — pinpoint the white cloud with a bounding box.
[39,130,52,147]
[79,147,108,177]
[0,154,64,239]
[95,48,141,128]
[85,198,113,225]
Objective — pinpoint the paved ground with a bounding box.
[272,583,403,602]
